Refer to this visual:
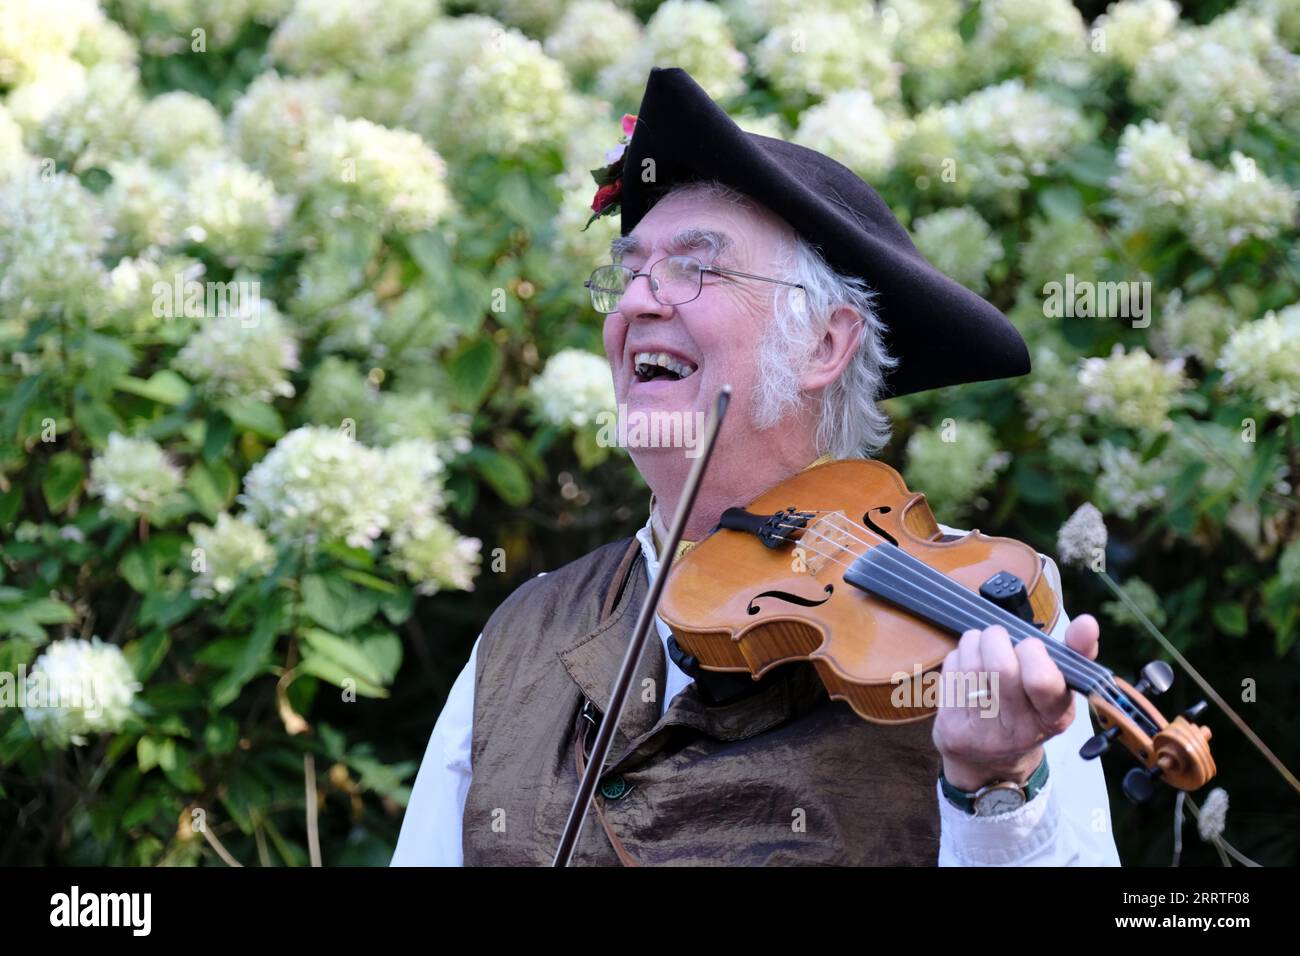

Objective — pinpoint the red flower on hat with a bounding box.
[583,113,637,231]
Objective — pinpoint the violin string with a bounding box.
[805,511,1117,685]
[808,514,1119,695]
[768,515,1117,698]
[762,523,1113,700]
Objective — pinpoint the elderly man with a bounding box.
[393,68,1120,866]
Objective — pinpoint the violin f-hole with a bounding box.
[747,584,834,616]
[862,506,898,546]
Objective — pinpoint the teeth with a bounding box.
[633,351,697,380]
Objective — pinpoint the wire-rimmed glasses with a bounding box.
[584,255,806,314]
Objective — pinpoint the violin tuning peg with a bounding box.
[1122,765,1163,804]
[1181,700,1208,722]
[1079,725,1121,760]
[1133,660,1174,698]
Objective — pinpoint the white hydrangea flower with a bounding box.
[1217,304,1300,417]
[911,206,1004,294]
[71,4,139,68]
[88,433,183,521]
[598,0,748,107]
[181,156,286,262]
[6,58,143,171]
[101,159,187,252]
[0,104,34,182]
[1197,788,1229,840]
[1131,20,1278,150]
[1092,0,1181,71]
[0,0,101,86]
[1024,344,1090,433]
[1153,290,1242,366]
[132,91,224,168]
[388,514,482,595]
[543,0,642,83]
[189,512,276,597]
[1095,441,1168,519]
[1109,120,1213,235]
[229,71,344,192]
[406,16,576,160]
[903,420,1011,520]
[721,0,861,45]
[270,0,440,71]
[492,0,574,35]
[1017,210,1110,293]
[1078,344,1187,432]
[115,0,275,54]
[240,425,392,549]
[1057,502,1108,568]
[530,349,616,429]
[753,7,895,106]
[23,637,142,748]
[1185,154,1297,263]
[793,89,907,181]
[173,297,300,402]
[306,116,452,233]
[903,80,1090,209]
[0,170,109,324]
[879,0,965,105]
[94,253,204,333]
[968,0,1088,80]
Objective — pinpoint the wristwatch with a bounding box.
[940,756,1049,817]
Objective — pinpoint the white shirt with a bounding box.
[391,519,1121,866]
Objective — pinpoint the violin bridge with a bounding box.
[792,512,859,578]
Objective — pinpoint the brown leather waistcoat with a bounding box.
[462,537,942,865]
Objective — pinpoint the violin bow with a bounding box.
[552,385,731,867]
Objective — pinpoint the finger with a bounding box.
[957,628,982,676]
[1016,637,1072,732]
[1065,613,1100,661]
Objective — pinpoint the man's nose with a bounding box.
[618,271,671,320]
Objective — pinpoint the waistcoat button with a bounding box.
[599,775,629,800]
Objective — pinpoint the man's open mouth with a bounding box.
[633,351,698,383]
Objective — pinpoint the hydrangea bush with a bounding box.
[1,0,1298,866]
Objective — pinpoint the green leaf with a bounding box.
[1212,603,1248,638]
[41,452,85,512]
[125,630,171,682]
[114,370,192,406]
[298,627,390,696]
[120,547,156,594]
[210,600,286,708]
[185,459,237,520]
[300,573,379,633]
[470,448,531,506]
[218,397,285,440]
[447,336,502,411]
[338,569,400,594]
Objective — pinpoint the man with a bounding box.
[392,68,1120,866]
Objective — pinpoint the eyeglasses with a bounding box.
[584,254,806,314]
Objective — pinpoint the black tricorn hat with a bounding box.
[619,67,1031,400]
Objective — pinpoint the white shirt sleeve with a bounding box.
[389,635,479,867]
[937,552,1122,866]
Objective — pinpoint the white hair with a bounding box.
[647,179,897,457]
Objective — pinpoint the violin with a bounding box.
[658,458,1216,803]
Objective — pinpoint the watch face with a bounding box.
[974,786,1026,817]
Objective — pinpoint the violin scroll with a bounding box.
[1083,663,1216,803]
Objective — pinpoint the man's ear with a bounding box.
[801,304,862,392]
